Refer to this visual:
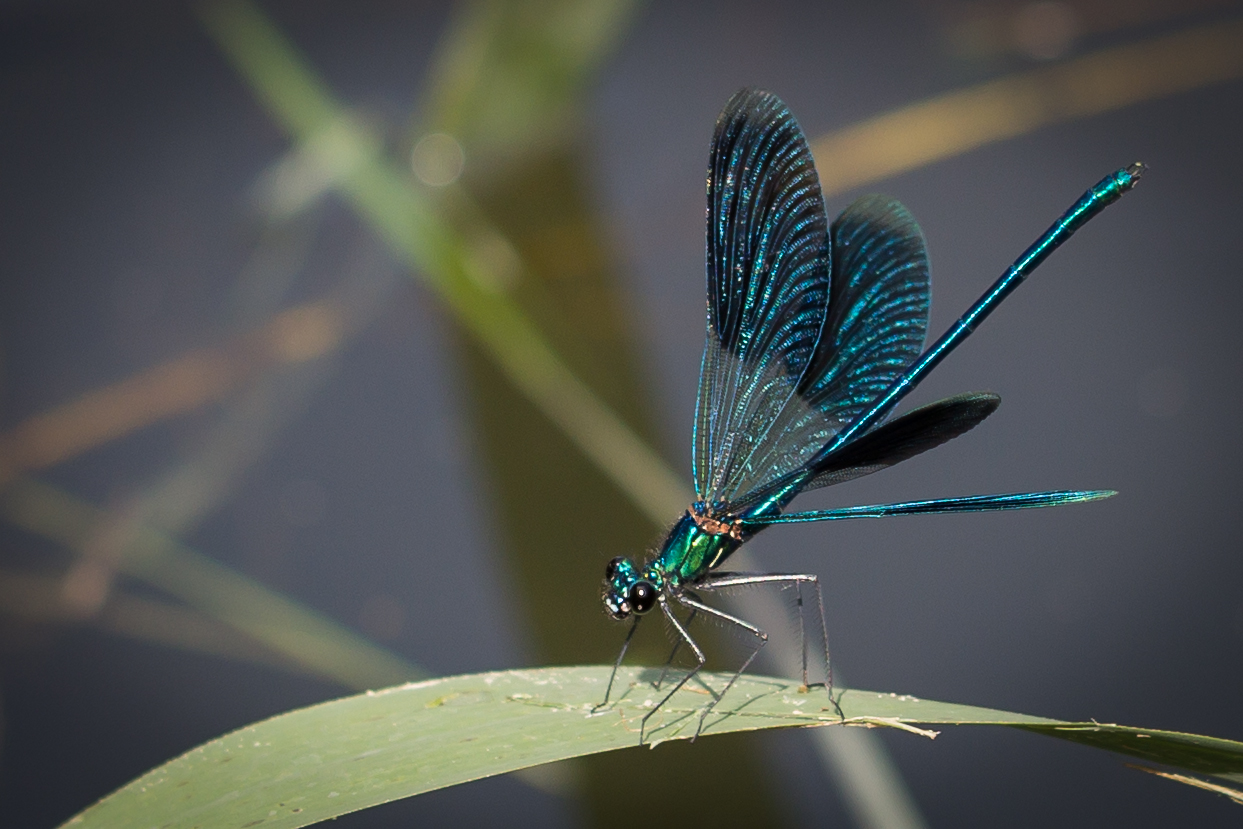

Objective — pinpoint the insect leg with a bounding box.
[670,592,768,739]
[594,615,640,712]
[654,607,697,692]
[699,572,841,718]
[640,598,706,746]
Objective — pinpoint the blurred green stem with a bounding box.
[200,0,687,524]
[2,477,418,690]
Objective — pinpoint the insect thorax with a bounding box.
[690,504,745,541]
[654,509,743,584]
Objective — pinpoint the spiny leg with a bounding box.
[670,591,769,739]
[699,572,842,718]
[594,615,640,712]
[654,607,697,691]
[640,598,706,745]
[698,573,823,687]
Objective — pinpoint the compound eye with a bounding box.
[605,556,626,581]
[628,581,657,615]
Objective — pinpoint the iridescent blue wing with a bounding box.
[693,89,834,508]
[725,197,934,514]
[719,196,936,514]
[799,195,931,424]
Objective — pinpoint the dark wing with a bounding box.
[719,194,936,515]
[799,195,931,424]
[692,89,834,507]
[801,392,999,489]
[728,392,1000,516]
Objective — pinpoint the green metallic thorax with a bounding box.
[651,512,744,587]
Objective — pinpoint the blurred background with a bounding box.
[2,0,1243,826]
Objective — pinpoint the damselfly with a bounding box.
[599,88,1142,743]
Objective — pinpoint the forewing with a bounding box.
[693,89,833,506]
[798,195,931,425]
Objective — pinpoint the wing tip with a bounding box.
[721,88,784,122]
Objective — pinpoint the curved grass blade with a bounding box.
[63,666,1243,829]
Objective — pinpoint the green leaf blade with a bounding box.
[62,666,1243,829]
[1016,723,1243,778]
